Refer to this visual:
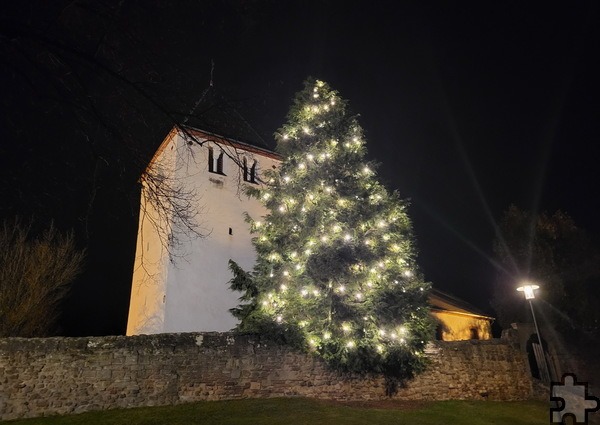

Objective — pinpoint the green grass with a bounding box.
[4,398,547,425]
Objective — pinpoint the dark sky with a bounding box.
[1,1,599,335]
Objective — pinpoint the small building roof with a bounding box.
[429,289,494,320]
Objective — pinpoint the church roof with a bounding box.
[182,87,273,151]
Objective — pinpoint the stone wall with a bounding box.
[0,333,536,420]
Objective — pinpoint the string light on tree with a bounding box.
[228,79,433,381]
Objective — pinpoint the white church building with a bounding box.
[126,126,280,335]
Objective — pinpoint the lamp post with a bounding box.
[517,282,550,382]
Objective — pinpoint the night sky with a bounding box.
[1,1,599,336]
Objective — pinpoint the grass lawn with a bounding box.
[4,398,547,425]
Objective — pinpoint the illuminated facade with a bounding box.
[126,127,279,335]
[429,290,494,341]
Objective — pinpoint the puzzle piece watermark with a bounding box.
[551,374,599,424]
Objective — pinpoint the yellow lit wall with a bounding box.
[431,310,493,341]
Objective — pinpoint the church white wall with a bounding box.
[127,129,279,334]
[126,131,178,335]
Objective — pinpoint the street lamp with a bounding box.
[517,282,550,382]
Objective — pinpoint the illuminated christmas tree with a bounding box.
[230,79,433,380]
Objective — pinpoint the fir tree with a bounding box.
[230,79,433,381]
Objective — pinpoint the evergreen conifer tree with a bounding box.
[230,79,433,380]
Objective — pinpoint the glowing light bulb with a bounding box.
[332,224,341,232]
[355,293,363,300]
[295,264,301,270]
[307,154,314,160]
[278,206,285,212]
[298,163,306,170]
[309,339,317,346]
[342,323,351,333]
[338,285,346,293]
[283,134,289,140]
[376,345,384,353]
[344,234,352,241]
[323,332,331,340]
[378,220,386,228]
[283,270,289,277]
[346,340,355,348]
[363,166,370,174]
[301,289,308,297]
[276,315,283,323]
[283,176,291,183]
[379,329,386,336]
[403,270,413,277]
[303,126,310,134]
[280,284,287,291]
[321,235,328,242]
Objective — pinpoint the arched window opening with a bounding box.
[208,147,214,173]
[250,160,258,183]
[208,146,225,175]
[242,157,249,181]
[216,151,224,174]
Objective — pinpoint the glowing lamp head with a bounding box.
[517,283,540,300]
